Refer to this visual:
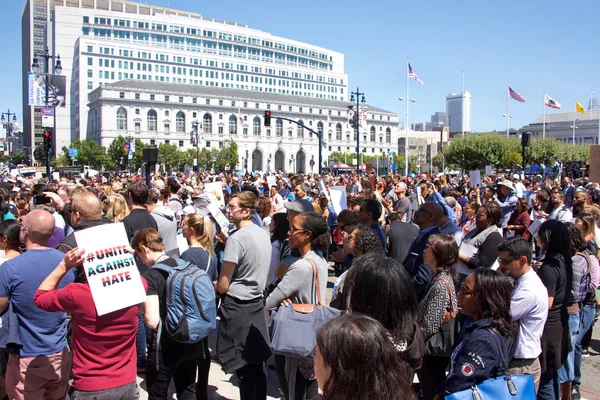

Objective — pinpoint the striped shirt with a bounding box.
[510,268,548,359]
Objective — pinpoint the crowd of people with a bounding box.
[0,167,597,400]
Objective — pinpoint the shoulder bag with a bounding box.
[425,277,457,357]
[269,258,340,359]
[445,328,536,400]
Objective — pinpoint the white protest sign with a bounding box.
[528,218,544,237]
[207,201,229,234]
[456,242,478,276]
[204,182,224,206]
[267,176,277,189]
[485,166,492,176]
[74,223,146,316]
[469,170,481,188]
[329,186,348,215]
[319,178,331,203]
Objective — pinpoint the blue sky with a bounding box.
[2,0,600,132]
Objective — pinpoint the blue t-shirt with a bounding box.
[180,247,219,282]
[0,249,75,356]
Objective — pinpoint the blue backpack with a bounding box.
[153,258,216,343]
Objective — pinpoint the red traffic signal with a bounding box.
[264,111,271,127]
[43,130,52,151]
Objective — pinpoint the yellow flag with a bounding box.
[576,101,586,115]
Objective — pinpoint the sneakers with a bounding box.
[572,385,581,400]
[582,349,590,358]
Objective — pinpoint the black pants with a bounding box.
[420,355,450,400]
[236,363,267,400]
[196,339,211,400]
[274,354,289,398]
[147,337,203,400]
[274,354,318,400]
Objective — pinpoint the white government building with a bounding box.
[521,110,600,144]
[24,0,395,164]
[89,80,398,172]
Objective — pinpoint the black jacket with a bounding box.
[56,219,111,253]
[403,226,440,301]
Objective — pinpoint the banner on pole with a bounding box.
[28,73,66,107]
[41,108,55,128]
[74,223,146,316]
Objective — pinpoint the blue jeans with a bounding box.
[538,368,560,400]
[136,313,149,369]
[557,311,580,383]
[573,303,596,388]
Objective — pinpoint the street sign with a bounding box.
[68,148,78,158]
[212,157,217,162]
[42,108,54,128]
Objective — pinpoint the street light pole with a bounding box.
[191,121,200,172]
[399,96,416,177]
[1,110,17,173]
[350,88,366,175]
[31,47,62,178]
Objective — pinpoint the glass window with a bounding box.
[176,111,185,132]
[203,113,212,134]
[229,115,237,135]
[147,110,157,131]
[336,123,342,140]
[253,117,261,136]
[116,107,127,130]
[297,120,304,139]
[276,119,283,137]
[386,127,391,143]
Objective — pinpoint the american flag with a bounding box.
[508,86,526,102]
[408,64,423,84]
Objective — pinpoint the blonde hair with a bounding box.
[183,214,215,254]
[102,184,113,196]
[106,194,129,223]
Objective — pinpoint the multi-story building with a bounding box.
[520,110,600,144]
[22,0,348,157]
[398,128,449,173]
[446,92,471,134]
[89,80,399,172]
[431,111,446,125]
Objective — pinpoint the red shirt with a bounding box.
[33,279,147,391]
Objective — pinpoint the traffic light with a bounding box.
[264,111,271,127]
[43,130,52,152]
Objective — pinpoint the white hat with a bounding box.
[498,179,515,191]
[180,205,196,216]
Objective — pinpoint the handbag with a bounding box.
[269,258,340,359]
[445,328,536,400]
[425,277,457,357]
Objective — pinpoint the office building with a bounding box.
[431,111,446,125]
[446,92,471,134]
[22,0,348,159]
[521,110,600,144]
[90,80,399,172]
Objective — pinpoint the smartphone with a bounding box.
[33,194,51,206]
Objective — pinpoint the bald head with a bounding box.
[414,202,444,229]
[23,209,55,246]
[71,192,103,222]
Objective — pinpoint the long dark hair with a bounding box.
[538,219,572,268]
[0,220,20,250]
[345,253,418,351]
[317,314,414,400]
[473,268,514,337]
[270,212,289,244]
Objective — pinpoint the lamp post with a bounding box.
[125,134,134,174]
[570,119,579,145]
[1,110,17,173]
[31,47,62,178]
[399,97,416,177]
[350,88,366,175]
[191,121,201,172]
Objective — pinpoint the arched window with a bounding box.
[386,127,391,143]
[370,126,376,142]
[147,109,157,131]
[336,123,342,140]
[253,116,261,136]
[229,115,237,135]
[176,111,185,132]
[276,119,283,137]
[203,113,212,134]
[297,120,304,139]
[117,107,127,131]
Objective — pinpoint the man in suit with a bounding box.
[387,213,419,263]
[402,202,443,301]
[563,177,576,209]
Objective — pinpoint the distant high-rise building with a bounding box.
[430,112,446,125]
[446,92,471,133]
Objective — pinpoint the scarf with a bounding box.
[462,224,500,248]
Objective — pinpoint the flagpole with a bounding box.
[506,81,510,137]
[590,89,594,119]
[573,99,576,144]
[543,90,546,140]
[405,56,409,177]
[461,69,465,138]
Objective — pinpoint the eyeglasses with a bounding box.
[460,285,475,297]
[290,225,307,234]
[497,257,515,265]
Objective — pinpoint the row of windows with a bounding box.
[116,108,392,143]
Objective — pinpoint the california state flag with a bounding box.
[544,94,561,110]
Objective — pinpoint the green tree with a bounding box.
[11,151,27,165]
[34,144,46,164]
[106,136,127,170]
[158,143,180,171]
[131,139,147,170]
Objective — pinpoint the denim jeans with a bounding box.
[538,368,560,400]
[573,304,596,388]
[557,311,580,383]
[136,313,148,369]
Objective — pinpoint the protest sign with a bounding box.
[485,166,492,176]
[207,201,229,234]
[469,170,481,188]
[329,186,347,215]
[204,182,224,206]
[267,176,277,189]
[319,178,331,203]
[74,223,146,316]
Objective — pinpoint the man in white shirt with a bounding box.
[497,236,548,391]
[512,174,527,199]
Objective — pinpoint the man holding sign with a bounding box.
[34,246,145,399]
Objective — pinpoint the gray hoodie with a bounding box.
[150,206,179,257]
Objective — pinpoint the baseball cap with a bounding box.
[284,199,314,213]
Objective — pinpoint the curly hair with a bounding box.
[353,227,383,258]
